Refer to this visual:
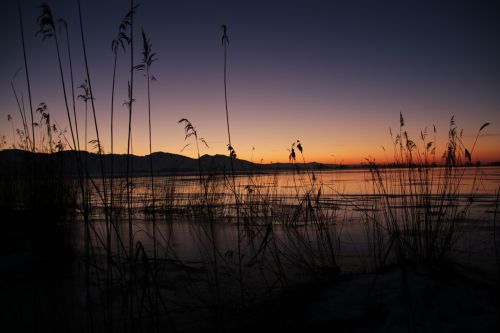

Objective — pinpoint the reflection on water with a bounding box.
[77,166,500,265]
[44,166,500,331]
[84,166,500,218]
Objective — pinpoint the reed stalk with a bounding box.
[221,23,244,300]
[10,69,30,150]
[17,0,35,152]
[60,19,80,151]
[366,114,489,266]
[493,187,500,279]
[77,0,117,326]
[36,4,77,152]
[124,0,137,324]
[135,29,158,259]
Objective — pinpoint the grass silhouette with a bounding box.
[135,28,158,259]
[17,0,35,152]
[0,2,498,332]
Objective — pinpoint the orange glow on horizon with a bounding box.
[105,131,500,166]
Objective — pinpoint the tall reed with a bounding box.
[36,4,77,152]
[77,0,118,327]
[221,23,244,300]
[494,187,500,279]
[10,69,31,150]
[178,118,221,299]
[125,0,136,261]
[135,29,158,258]
[77,80,91,152]
[59,19,80,150]
[17,0,35,152]
[110,7,132,220]
[124,0,137,324]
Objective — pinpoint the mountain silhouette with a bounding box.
[0,149,337,176]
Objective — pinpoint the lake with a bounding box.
[3,165,499,332]
[77,165,500,272]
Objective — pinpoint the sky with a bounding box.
[0,0,499,164]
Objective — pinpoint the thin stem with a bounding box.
[85,101,88,151]
[146,66,157,259]
[78,1,113,322]
[17,0,35,151]
[62,21,81,150]
[11,78,30,149]
[222,24,243,301]
[125,0,136,323]
[52,32,77,151]
[110,51,117,173]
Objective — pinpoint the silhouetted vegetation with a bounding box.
[0,2,498,333]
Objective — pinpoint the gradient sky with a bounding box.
[1,0,499,164]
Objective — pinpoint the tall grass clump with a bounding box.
[178,119,210,195]
[178,118,223,298]
[281,140,340,278]
[366,114,490,267]
[36,4,78,151]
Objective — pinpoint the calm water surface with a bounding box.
[76,166,500,268]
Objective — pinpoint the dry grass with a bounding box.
[1,2,497,332]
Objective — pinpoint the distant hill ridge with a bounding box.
[0,149,336,176]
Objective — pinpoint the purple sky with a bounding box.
[1,0,499,163]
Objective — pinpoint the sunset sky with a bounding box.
[1,0,499,164]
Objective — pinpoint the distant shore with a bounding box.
[1,149,499,177]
